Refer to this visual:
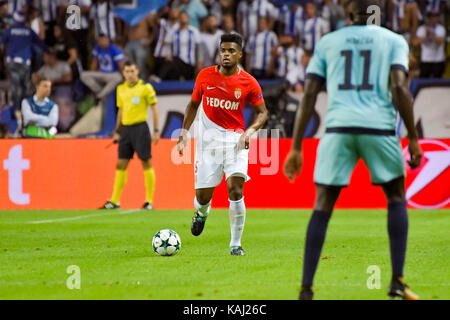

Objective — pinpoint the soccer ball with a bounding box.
[152,229,181,256]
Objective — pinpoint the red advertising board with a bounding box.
[0,139,448,210]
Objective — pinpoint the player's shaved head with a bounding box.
[351,0,385,25]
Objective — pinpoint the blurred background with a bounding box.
[0,0,448,140]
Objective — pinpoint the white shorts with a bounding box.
[194,146,250,189]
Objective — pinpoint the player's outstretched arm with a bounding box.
[283,77,323,182]
[237,102,268,150]
[177,99,201,155]
[390,69,422,169]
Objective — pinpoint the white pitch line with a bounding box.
[27,209,140,224]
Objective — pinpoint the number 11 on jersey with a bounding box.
[338,50,374,91]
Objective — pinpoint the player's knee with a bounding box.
[382,177,406,203]
[116,160,129,170]
[196,193,212,205]
[141,159,152,170]
[116,164,126,170]
[228,185,243,201]
[386,192,405,203]
[314,186,340,213]
[314,197,333,213]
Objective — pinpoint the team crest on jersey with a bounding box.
[132,96,140,105]
[234,88,241,99]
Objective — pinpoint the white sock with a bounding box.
[194,197,211,217]
[229,197,246,247]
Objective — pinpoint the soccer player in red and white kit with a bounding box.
[177,33,268,256]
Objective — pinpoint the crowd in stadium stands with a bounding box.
[0,0,449,136]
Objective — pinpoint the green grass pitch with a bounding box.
[0,209,449,300]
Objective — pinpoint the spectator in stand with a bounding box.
[277,3,305,40]
[246,17,278,79]
[292,49,312,93]
[221,13,237,34]
[297,1,329,51]
[0,10,45,131]
[0,0,13,79]
[28,5,45,71]
[202,0,233,25]
[21,76,58,138]
[412,10,446,78]
[60,0,91,70]
[200,15,223,67]
[7,0,29,15]
[160,11,202,80]
[388,0,419,44]
[343,0,353,26]
[152,7,180,81]
[268,33,304,85]
[90,0,118,42]
[81,34,124,104]
[33,0,58,46]
[171,0,207,30]
[53,24,81,80]
[123,12,156,81]
[321,0,346,31]
[237,0,277,40]
[424,0,446,14]
[0,1,11,36]
[32,48,72,86]
[28,5,44,40]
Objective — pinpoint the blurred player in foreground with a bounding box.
[177,33,268,256]
[284,0,422,300]
[101,60,160,210]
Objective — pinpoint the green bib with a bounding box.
[23,126,55,139]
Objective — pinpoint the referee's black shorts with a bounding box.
[118,122,152,160]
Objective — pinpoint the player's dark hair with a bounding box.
[351,0,385,25]
[123,60,137,69]
[220,33,243,50]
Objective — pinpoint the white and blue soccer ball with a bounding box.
[152,229,181,256]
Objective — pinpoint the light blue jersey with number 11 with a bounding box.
[306,25,410,131]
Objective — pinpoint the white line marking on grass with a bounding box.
[27,209,140,224]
